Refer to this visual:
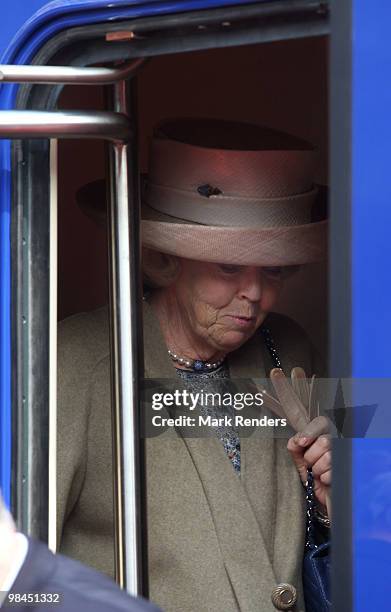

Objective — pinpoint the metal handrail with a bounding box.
[0,58,145,85]
[108,80,147,595]
[1,53,146,596]
[0,110,131,142]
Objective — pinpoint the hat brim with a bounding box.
[77,179,328,266]
[142,215,328,266]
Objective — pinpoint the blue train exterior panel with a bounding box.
[352,0,391,610]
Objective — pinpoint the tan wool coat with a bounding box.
[57,303,321,612]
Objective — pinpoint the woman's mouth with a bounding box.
[226,315,256,328]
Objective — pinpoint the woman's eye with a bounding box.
[218,264,242,274]
[263,266,282,278]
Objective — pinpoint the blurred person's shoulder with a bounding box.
[6,537,160,612]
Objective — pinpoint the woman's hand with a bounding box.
[287,415,331,512]
[268,367,332,515]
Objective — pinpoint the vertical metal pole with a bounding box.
[108,78,147,595]
[48,139,58,552]
[12,139,51,541]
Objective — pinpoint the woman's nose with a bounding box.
[239,268,263,302]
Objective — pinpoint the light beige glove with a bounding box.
[261,367,332,519]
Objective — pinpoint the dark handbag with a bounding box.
[302,468,331,612]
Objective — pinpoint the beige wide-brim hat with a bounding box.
[78,119,328,266]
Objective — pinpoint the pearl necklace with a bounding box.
[167,324,279,373]
[167,348,226,373]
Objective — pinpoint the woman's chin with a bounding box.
[218,329,253,352]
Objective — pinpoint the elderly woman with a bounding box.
[57,119,330,612]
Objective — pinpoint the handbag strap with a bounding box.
[261,325,318,551]
[305,468,318,550]
[260,325,282,369]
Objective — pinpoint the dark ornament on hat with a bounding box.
[197,184,223,198]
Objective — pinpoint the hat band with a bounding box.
[145,183,317,228]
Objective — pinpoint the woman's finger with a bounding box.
[319,470,332,486]
[287,435,308,482]
[303,435,331,466]
[311,450,332,477]
[298,415,330,440]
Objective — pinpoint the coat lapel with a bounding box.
[230,323,306,602]
[182,435,278,611]
[228,331,277,561]
[222,327,306,600]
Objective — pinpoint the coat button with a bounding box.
[271,583,297,610]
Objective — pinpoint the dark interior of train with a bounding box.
[56,36,328,358]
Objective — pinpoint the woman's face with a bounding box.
[172,259,284,353]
